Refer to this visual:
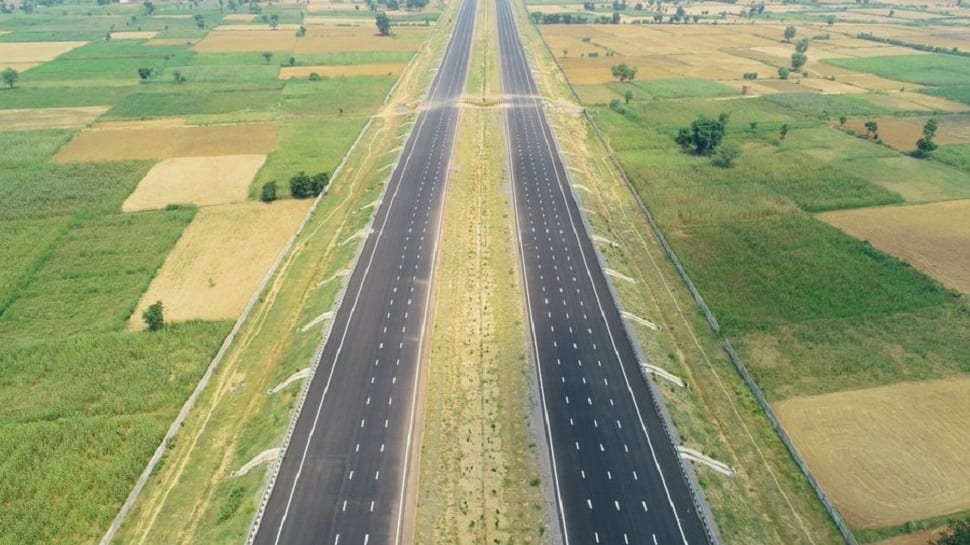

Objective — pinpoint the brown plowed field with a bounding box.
[0,106,108,130]
[54,120,278,162]
[130,200,311,325]
[775,378,970,528]
[122,155,266,211]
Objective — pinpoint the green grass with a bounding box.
[0,216,72,309]
[104,84,282,118]
[624,78,737,100]
[22,41,193,83]
[252,116,369,196]
[764,92,892,118]
[844,155,970,203]
[0,161,153,220]
[737,304,970,400]
[675,214,950,332]
[933,143,970,172]
[0,129,75,167]
[921,84,970,105]
[0,209,196,341]
[824,54,970,87]
[0,321,231,545]
[280,75,396,117]
[0,85,135,109]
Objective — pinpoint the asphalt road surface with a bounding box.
[495,0,713,543]
[249,2,476,544]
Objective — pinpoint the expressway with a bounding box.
[249,1,476,544]
[495,0,713,543]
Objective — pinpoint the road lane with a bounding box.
[249,2,477,544]
[495,0,714,543]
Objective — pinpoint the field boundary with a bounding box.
[526,15,859,545]
[242,7,457,544]
[516,6,723,545]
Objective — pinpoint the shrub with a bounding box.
[142,300,164,331]
[308,72,321,81]
[260,181,277,202]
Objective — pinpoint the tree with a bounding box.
[864,120,878,139]
[675,113,729,156]
[137,67,154,80]
[269,13,279,29]
[172,70,186,84]
[839,115,847,127]
[778,66,790,79]
[930,517,970,545]
[308,72,321,81]
[290,171,329,198]
[711,143,741,167]
[784,24,796,42]
[143,0,155,15]
[791,52,807,71]
[611,10,621,23]
[779,123,790,139]
[826,14,835,25]
[296,25,307,36]
[610,63,637,82]
[913,117,939,158]
[795,37,809,53]
[261,181,277,202]
[624,89,633,104]
[193,13,205,29]
[142,301,164,331]
[262,51,273,63]
[375,11,390,35]
[2,67,18,89]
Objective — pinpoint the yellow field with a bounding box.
[54,119,278,162]
[130,200,311,325]
[122,154,266,211]
[279,62,406,78]
[0,41,86,64]
[0,106,108,130]
[194,24,428,53]
[775,377,970,528]
[109,31,159,40]
[818,200,970,294]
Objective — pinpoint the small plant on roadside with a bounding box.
[930,517,970,545]
[142,300,164,331]
[216,485,245,523]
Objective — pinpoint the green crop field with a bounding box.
[590,79,970,408]
[0,0,434,542]
[824,54,970,88]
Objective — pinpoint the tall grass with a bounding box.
[0,322,231,545]
[0,209,195,341]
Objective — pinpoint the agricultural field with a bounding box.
[0,0,439,543]
[529,0,970,542]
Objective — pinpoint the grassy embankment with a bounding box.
[106,4,459,544]
[414,0,548,542]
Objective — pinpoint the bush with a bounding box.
[778,67,790,79]
[216,485,246,523]
[289,171,330,199]
[260,181,277,202]
[711,144,741,168]
[308,72,321,81]
[142,300,164,331]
